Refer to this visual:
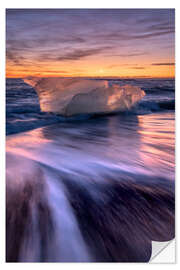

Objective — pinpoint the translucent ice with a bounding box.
[24,77,145,116]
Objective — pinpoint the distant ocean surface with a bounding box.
[6,78,175,262]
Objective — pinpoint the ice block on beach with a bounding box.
[24,77,145,117]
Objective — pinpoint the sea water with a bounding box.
[6,78,175,262]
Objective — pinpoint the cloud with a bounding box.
[36,47,113,62]
[6,50,26,65]
[92,28,174,44]
[152,62,175,66]
[131,67,146,70]
[107,52,147,58]
[41,70,68,74]
[6,36,86,53]
[147,22,174,32]
[131,30,174,39]
[56,48,111,61]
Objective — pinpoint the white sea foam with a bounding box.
[6,152,92,262]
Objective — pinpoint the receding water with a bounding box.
[6,78,175,262]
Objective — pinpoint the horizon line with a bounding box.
[6,76,175,79]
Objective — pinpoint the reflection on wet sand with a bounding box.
[137,113,174,179]
[7,112,174,179]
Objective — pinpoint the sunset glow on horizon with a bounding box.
[6,9,175,79]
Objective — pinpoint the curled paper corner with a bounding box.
[150,239,175,263]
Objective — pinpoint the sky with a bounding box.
[6,9,175,78]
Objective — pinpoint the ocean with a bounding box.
[6,78,175,262]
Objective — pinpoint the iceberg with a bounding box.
[23,77,145,117]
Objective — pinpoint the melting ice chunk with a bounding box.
[23,77,145,116]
